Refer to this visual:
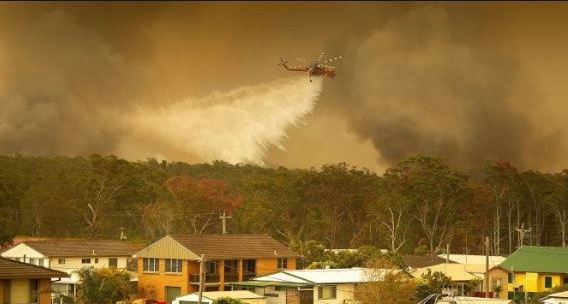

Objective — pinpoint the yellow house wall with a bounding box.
[507,272,564,293]
[487,267,509,299]
[137,258,193,302]
[537,274,561,291]
[10,278,30,304]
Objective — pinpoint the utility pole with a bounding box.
[198,254,205,304]
[220,211,232,234]
[515,223,532,247]
[485,236,490,298]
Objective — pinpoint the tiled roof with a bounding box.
[410,263,481,281]
[254,268,399,284]
[0,257,69,279]
[500,246,568,273]
[171,234,299,259]
[403,255,449,268]
[17,239,144,257]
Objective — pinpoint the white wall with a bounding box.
[262,286,286,304]
[47,256,129,272]
[314,284,355,304]
[1,243,48,266]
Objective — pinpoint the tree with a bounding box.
[165,176,244,234]
[546,171,568,247]
[213,298,247,304]
[355,257,417,304]
[370,171,411,254]
[75,267,132,304]
[415,270,454,300]
[389,156,470,254]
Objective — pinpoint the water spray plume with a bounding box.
[125,76,323,165]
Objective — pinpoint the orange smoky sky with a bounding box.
[1,2,568,173]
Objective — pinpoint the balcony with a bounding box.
[190,273,221,283]
[242,271,257,281]
[224,272,238,283]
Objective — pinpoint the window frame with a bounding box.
[109,258,118,268]
[143,258,160,272]
[58,258,65,265]
[165,259,183,273]
[318,285,337,300]
[545,276,553,288]
[81,258,91,264]
[277,258,288,269]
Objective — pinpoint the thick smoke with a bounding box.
[1,3,568,171]
[332,5,536,170]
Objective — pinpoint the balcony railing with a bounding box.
[224,273,238,282]
[190,273,221,283]
[242,271,257,281]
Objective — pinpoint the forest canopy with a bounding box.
[0,154,565,256]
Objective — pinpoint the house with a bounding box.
[134,234,299,304]
[172,290,266,304]
[436,254,506,296]
[487,246,568,300]
[437,254,506,268]
[232,267,402,304]
[402,255,449,269]
[539,290,568,304]
[0,256,69,304]
[1,238,143,300]
[409,263,483,295]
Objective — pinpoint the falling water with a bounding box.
[124,76,324,165]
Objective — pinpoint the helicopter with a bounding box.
[279,51,343,82]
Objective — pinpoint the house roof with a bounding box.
[228,280,308,287]
[437,254,506,267]
[403,255,449,268]
[410,263,481,281]
[540,291,568,301]
[0,257,69,279]
[254,268,398,284]
[438,296,511,304]
[197,291,266,300]
[170,234,299,259]
[9,239,144,257]
[500,246,568,274]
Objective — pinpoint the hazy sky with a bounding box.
[1,2,568,173]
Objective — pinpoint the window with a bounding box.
[318,285,336,300]
[95,258,99,264]
[545,276,553,288]
[207,261,218,274]
[143,258,159,272]
[165,259,183,273]
[30,258,37,265]
[109,258,118,268]
[277,258,288,269]
[82,258,91,264]
[127,258,138,271]
[243,259,256,274]
[29,279,39,303]
[508,273,515,283]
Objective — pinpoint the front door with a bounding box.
[300,289,313,304]
[165,286,181,304]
